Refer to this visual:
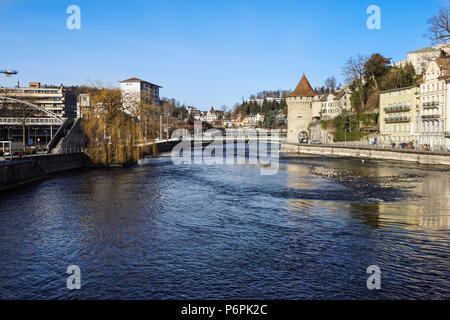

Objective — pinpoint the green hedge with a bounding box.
[333,130,369,142]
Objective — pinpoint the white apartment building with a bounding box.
[194,111,206,122]
[77,93,90,118]
[396,42,450,75]
[205,107,223,123]
[416,58,450,149]
[120,77,162,114]
[245,113,265,127]
[319,90,351,120]
[248,97,283,106]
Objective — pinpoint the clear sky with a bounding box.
[0,0,448,110]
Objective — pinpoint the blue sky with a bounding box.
[0,0,448,110]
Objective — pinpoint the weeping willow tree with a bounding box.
[83,88,158,166]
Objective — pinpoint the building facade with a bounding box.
[395,42,450,75]
[319,90,351,120]
[0,82,77,118]
[120,77,162,114]
[0,82,76,144]
[77,93,90,118]
[286,74,318,143]
[416,58,450,150]
[379,86,418,145]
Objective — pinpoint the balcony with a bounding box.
[421,114,441,119]
[384,105,411,113]
[422,102,440,109]
[385,116,411,123]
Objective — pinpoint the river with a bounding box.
[0,151,449,299]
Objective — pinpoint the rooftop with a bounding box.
[120,77,162,88]
[287,74,317,98]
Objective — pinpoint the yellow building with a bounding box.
[379,86,419,145]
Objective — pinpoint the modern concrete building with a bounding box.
[379,86,418,146]
[120,77,162,114]
[0,82,76,144]
[0,82,77,118]
[286,74,318,143]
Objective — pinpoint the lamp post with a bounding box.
[163,105,169,142]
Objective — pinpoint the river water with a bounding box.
[0,150,449,299]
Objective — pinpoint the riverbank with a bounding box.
[280,143,450,166]
[0,153,94,192]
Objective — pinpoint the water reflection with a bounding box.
[282,155,450,230]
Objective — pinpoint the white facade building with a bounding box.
[416,58,450,150]
[319,90,351,120]
[120,77,162,114]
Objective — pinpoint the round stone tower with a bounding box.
[286,74,318,143]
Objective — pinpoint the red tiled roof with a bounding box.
[287,74,317,98]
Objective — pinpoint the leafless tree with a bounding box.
[324,76,337,92]
[426,6,450,46]
[342,55,368,112]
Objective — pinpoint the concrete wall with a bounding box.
[60,118,86,152]
[0,153,93,192]
[280,143,450,166]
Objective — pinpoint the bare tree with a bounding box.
[342,55,368,113]
[324,76,337,92]
[426,6,450,46]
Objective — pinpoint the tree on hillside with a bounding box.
[380,63,417,91]
[342,55,368,113]
[364,53,391,91]
[426,6,450,45]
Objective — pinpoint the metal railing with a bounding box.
[385,116,411,123]
[384,105,411,113]
[421,114,441,119]
[0,117,65,126]
[291,142,450,154]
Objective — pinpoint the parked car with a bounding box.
[299,138,308,144]
[311,140,322,145]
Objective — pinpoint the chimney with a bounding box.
[29,82,40,88]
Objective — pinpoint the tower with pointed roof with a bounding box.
[286,74,318,143]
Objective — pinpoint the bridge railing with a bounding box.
[0,117,65,126]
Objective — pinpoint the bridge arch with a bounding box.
[0,95,64,123]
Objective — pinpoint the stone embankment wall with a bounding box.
[280,143,450,166]
[0,153,93,192]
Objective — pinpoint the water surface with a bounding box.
[0,153,449,299]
